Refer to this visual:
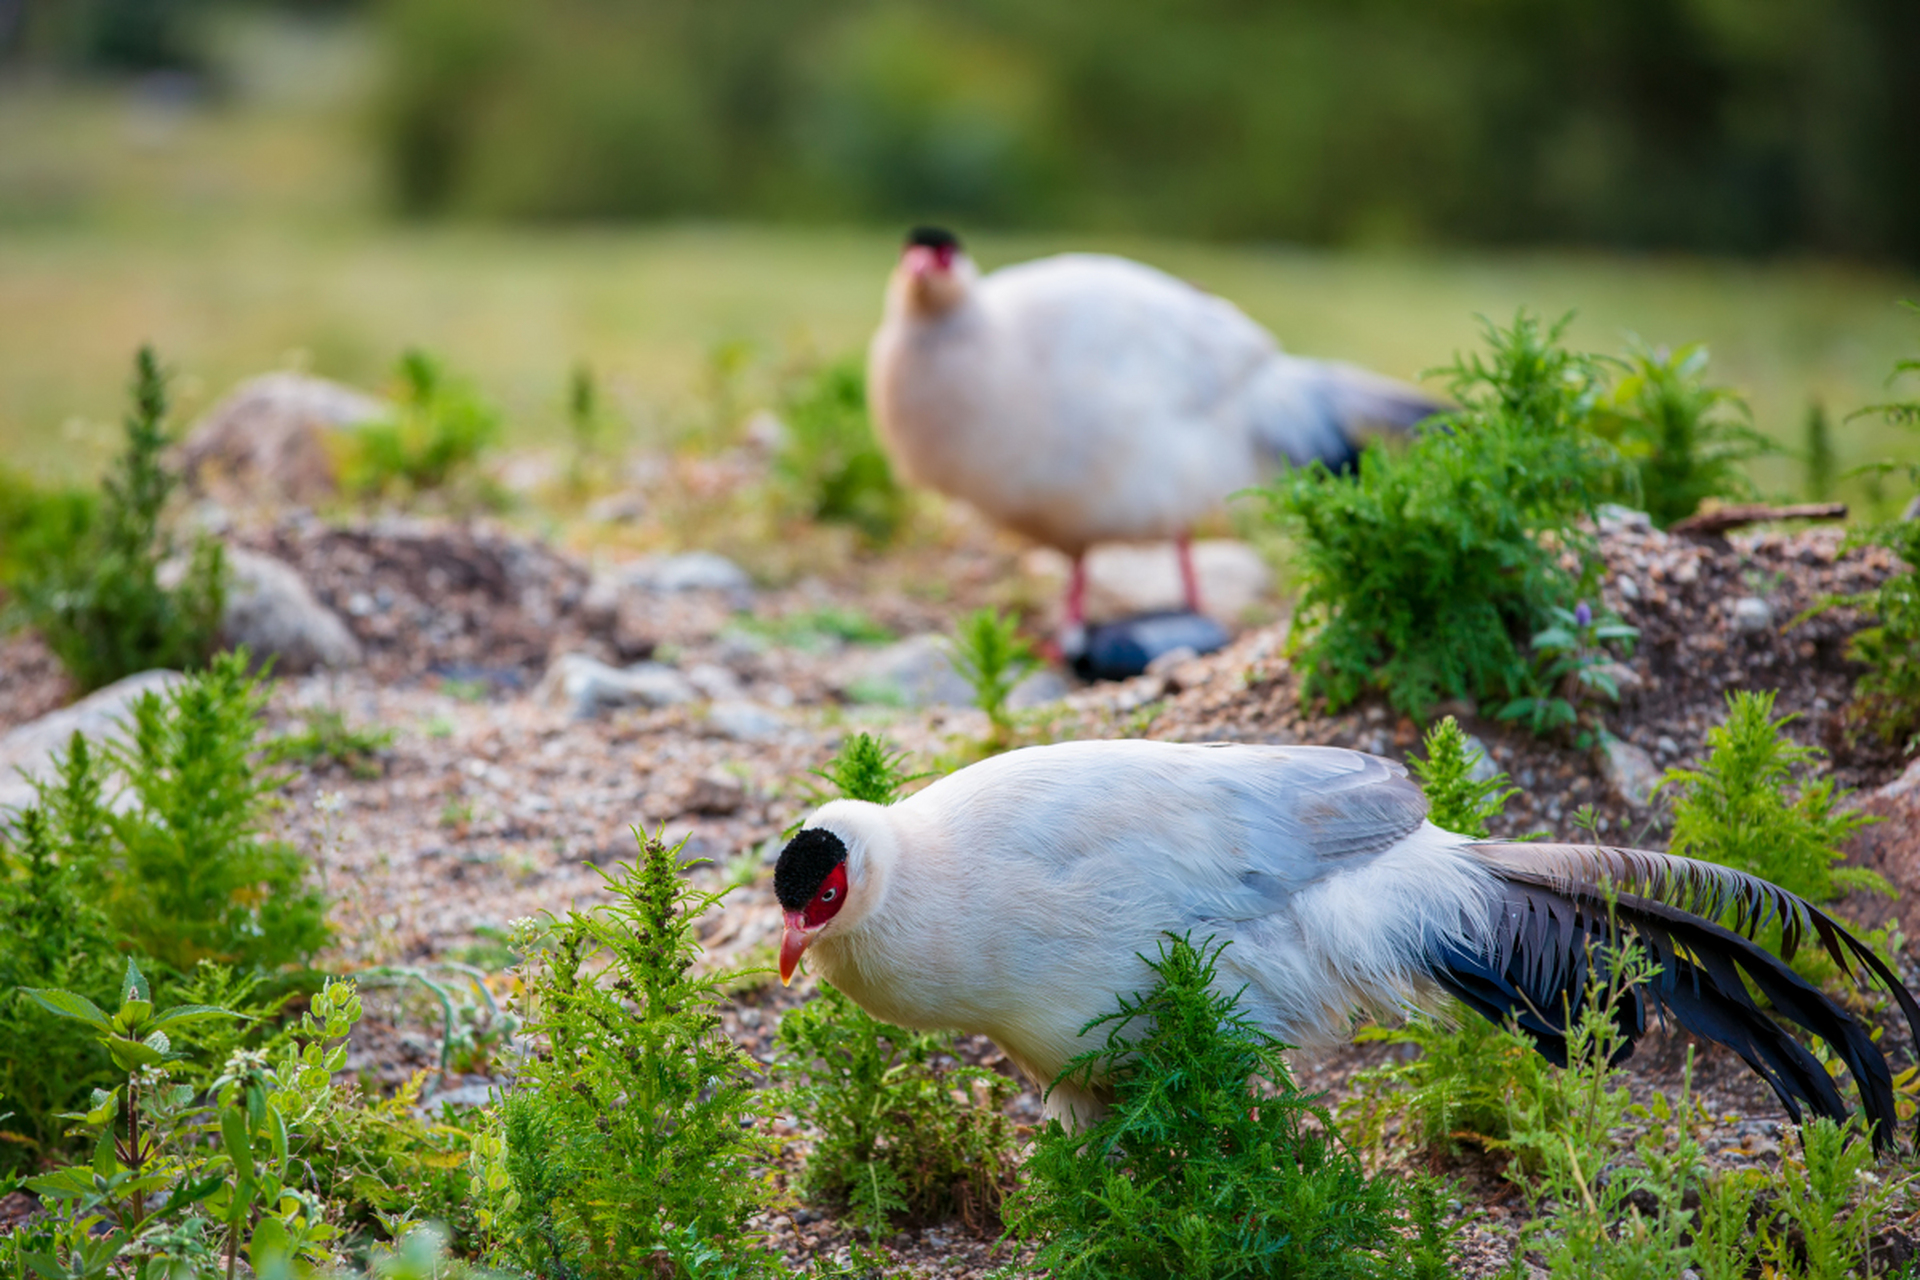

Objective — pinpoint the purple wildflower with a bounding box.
[1573,601,1593,628]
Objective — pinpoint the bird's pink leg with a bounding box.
[1066,555,1087,629]
[1176,534,1204,615]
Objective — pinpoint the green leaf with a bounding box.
[144,1003,241,1034]
[115,998,153,1030]
[105,1038,164,1071]
[92,1128,116,1178]
[20,988,112,1032]
[248,1214,292,1273]
[120,957,150,1006]
[222,1107,255,1184]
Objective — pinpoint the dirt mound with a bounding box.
[242,516,602,684]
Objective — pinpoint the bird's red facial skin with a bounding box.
[802,862,849,927]
[902,244,954,276]
[779,862,848,985]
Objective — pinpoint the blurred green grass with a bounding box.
[1,50,1916,511]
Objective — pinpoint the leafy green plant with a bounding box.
[0,467,94,596]
[949,607,1040,752]
[33,652,329,973]
[1594,339,1770,528]
[777,983,1018,1239]
[1005,934,1456,1280]
[1346,718,1549,1157]
[1260,311,1627,722]
[1759,1115,1892,1279]
[11,346,226,693]
[268,706,394,780]
[1407,715,1516,838]
[809,731,925,809]
[478,832,782,1280]
[1661,689,1886,908]
[777,357,905,545]
[1497,599,1639,742]
[341,349,502,501]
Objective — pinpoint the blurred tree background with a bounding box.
[5,0,1916,264]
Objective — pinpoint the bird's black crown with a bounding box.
[774,827,848,911]
[905,225,962,251]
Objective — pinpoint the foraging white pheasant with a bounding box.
[774,739,1920,1142]
[866,228,1440,635]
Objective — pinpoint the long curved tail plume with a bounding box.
[1434,843,1920,1151]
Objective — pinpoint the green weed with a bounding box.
[1804,400,1836,501]
[1409,715,1516,838]
[1005,934,1456,1280]
[1594,339,1771,528]
[10,346,226,692]
[777,984,1019,1239]
[31,651,329,973]
[341,349,502,502]
[776,357,905,546]
[809,731,924,807]
[0,467,93,594]
[268,706,395,780]
[1661,689,1885,907]
[949,607,1039,752]
[478,832,782,1279]
[1260,311,1627,723]
[1497,600,1639,742]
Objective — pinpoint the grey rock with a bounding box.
[180,372,387,505]
[1598,737,1663,809]
[628,551,752,593]
[686,662,745,701]
[1589,661,1644,700]
[1615,575,1641,601]
[680,769,747,816]
[1730,596,1774,634]
[839,634,974,707]
[1462,735,1502,783]
[221,547,362,673]
[1656,735,1680,758]
[0,670,185,817]
[536,654,697,720]
[1596,504,1653,534]
[706,700,788,743]
[1006,669,1073,710]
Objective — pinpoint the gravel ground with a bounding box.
[6,507,1920,1275]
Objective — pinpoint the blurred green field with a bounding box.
[2,52,1917,510]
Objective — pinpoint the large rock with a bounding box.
[180,373,387,505]
[536,653,698,721]
[1597,737,1662,809]
[1022,540,1272,625]
[0,670,184,816]
[222,547,362,673]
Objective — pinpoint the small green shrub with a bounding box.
[268,705,395,780]
[342,349,503,500]
[478,832,782,1280]
[810,729,924,807]
[1594,340,1770,528]
[1260,312,1627,722]
[1661,689,1885,907]
[32,651,329,973]
[1497,600,1639,742]
[1346,717,1548,1157]
[777,357,905,545]
[12,346,226,692]
[949,607,1039,751]
[1409,715,1516,838]
[1006,934,1456,1280]
[777,983,1019,1239]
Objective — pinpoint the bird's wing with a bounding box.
[1242,355,1445,469]
[916,740,1430,923]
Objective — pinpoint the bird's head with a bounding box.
[772,803,894,985]
[891,226,974,317]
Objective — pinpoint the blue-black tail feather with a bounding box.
[1431,844,1920,1151]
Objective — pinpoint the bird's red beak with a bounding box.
[779,911,813,986]
[901,244,954,277]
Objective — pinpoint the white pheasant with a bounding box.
[774,739,1920,1142]
[866,228,1439,632]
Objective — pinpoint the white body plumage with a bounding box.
[867,251,1432,556]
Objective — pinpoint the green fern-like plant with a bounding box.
[14,347,226,692]
[1595,339,1771,528]
[949,607,1039,751]
[1260,312,1627,722]
[1661,689,1885,907]
[1408,715,1516,838]
[777,357,905,545]
[342,349,502,500]
[1006,934,1456,1280]
[811,731,923,806]
[481,832,782,1280]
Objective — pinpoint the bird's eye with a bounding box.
[821,888,837,902]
